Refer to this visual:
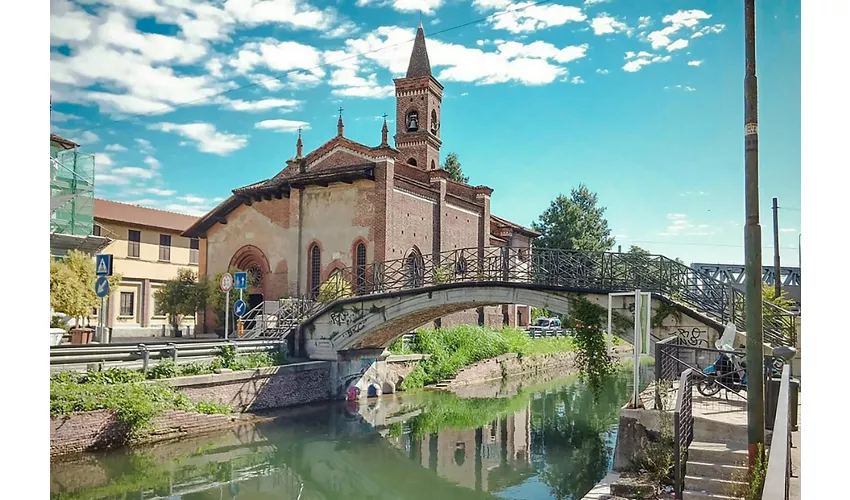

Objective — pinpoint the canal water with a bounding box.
[50,363,652,500]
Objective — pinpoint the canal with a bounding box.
[50,363,652,500]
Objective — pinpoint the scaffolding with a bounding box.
[50,149,95,236]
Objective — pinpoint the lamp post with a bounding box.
[744,0,766,469]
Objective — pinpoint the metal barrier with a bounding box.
[673,368,695,498]
[50,339,285,371]
[763,364,792,500]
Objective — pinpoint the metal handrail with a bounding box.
[673,368,695,498]
[763,364,792,499]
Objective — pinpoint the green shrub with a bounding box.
[178,362,215,376]
[194,401,232,415]
[147,360,178,380]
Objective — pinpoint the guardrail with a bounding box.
[673,368,696,498]
[762,364,792,500]
[50,339,285,372]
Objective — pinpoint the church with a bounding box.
[185,23,539,334]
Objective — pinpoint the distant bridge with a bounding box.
[242,247,799,358]
[691,263,801,306]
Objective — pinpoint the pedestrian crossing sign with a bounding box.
[95,254,113,276]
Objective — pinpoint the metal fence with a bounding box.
[763,364,793,500]
[673,368,695,498]
[50,339,285,372]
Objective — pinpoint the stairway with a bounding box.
[682,441,748,499]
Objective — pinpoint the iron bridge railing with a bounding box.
[673,368,695,498]
[762,364,793,500]
[307,246,798,347]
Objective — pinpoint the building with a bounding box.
[50,133,109,257]
[93,199,201,338]
[184,23,538,334]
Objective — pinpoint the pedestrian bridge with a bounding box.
[270,247,799,361]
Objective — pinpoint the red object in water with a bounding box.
[346,386,359,401]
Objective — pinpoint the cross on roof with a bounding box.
[338,107,344,117]
[382,113,387,120]
[297,126,302,134]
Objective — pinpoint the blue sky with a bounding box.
[50,0,801,266]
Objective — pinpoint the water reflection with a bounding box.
[50,364,651,500]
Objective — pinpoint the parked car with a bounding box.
[527,317,564,338]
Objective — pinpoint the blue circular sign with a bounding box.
[95,276,109,298]
[233,299,247,317]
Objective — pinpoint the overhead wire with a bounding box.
[73,0,557,134]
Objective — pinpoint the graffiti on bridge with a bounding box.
[675,327,708,347]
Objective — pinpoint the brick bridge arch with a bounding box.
[300,282,725,360]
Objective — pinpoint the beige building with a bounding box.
[93,199,202,339]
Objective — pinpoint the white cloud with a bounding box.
[666,84,696,92]
[584,0,609,4]
[596,68,609,74]
[179,194,206,204]
[112,166,158,179]
[135,138,154,154]
[667,39,689,52]
[229,40,324,76]
[329,69,394,98]
[691,24,726,38]
[571,76,584,84]
[223,97,302,112]
[679,190,707,196]
[163,204,212,216]
[622,51,671,73]
[53,127,100,145]
[779,228,797,233]
[357,0,444,15]
[590,14,630,35]
[687,60,703,66]
[151,122,248,155]
[657,213,717,236]
[94,153,114,169]
[143,156,161,169]
[647,9,711,50]
[224,0,340,31]
[341,26,587,87]
[147,187,176,196]
[473,0,587,34]
[637,16,652,29]
[104,143,127,152]
[255,119,312,133]
[50,111,78,123]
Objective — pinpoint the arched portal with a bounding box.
[405,247,424,288]
[229,245,271,298]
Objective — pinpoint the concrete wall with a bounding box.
[168,362,332,412]
[50,409,231,457]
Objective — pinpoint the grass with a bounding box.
[48,345,288,435]
[392,325,584,390]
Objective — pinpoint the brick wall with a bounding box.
[50,409,231,457]
[448,352,580,388]
[169,362,331,412]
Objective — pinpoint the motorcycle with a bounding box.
[697,348,783,397]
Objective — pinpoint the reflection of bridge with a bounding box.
[248,247,798,358]
[691,262,801,306]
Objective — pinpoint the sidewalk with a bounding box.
[790,397,801,500]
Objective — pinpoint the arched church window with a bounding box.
[406,110,419,132]
[407,158,417,166]
[430,160,436,171]
[405,247,424,288]
[430,109,438,134]
[355,243,367,294]
[309,244,321,298]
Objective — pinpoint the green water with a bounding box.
[50,365,652,500]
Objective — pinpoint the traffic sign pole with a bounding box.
[225,290,230,340]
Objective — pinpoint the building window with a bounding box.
[189,238,199,264]
[405,247,424,288]
[355,243,367,294]
[159,234,171,262]
[128,230,141,258]
[93,224,101,237]
[309,244,321,298]
[120,291,135,317]
[407,157,417,166]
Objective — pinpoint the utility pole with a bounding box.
[772,197,781,297]
[744,0,765,470]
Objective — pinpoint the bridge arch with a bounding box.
[301,283,710,360]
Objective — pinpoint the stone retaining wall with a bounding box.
[168,361,331,412]
[50,409,232,457]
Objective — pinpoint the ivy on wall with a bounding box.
[563,295,615,398]
[651,300,682,329]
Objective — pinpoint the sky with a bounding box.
[49,0,801,267]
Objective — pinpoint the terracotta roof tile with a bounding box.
[490,214,540,237]
[51,133,78,149]
[94,199,199,233]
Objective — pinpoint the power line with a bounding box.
[778,206,800,211]
[73,0,556,134]
[626,240,799,250]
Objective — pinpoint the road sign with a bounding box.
[234,272,248,290]
[95,254,113,276]
[95,276,109,298]
[220,272,234,293]
[233,299,247,317]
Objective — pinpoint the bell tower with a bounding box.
[394,22,443,171]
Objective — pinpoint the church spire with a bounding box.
[406,22,432,78]
[380,113,389,146]
[296,127,303,159]
[337,107,344,137]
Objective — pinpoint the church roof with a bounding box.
[406,23,432,78]
[491,214,540,238]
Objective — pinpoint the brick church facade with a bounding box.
[185,23,539,333]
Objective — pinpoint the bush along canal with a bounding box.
[50,360,653,500]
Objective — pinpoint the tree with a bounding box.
[317,272,352,303]
[50,250,122,327]
[153,269,208,334]
[441,152,469,184]
[532,184,615,253]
